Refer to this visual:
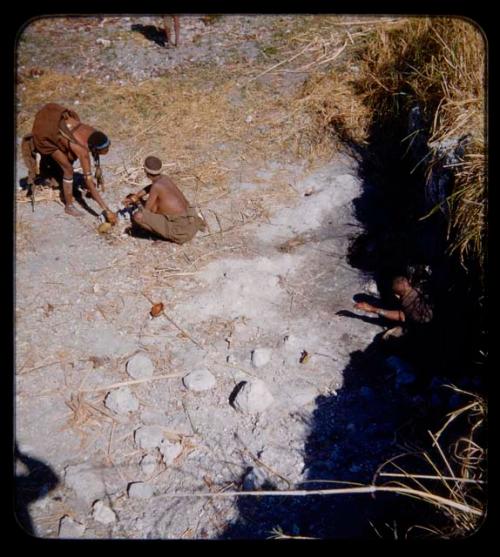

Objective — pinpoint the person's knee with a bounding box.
[132,211,144,224]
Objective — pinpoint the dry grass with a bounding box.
[289,16,486,277]
[375,385,487,538]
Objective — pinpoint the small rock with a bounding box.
[104,387,139,415]
[96,38,111,47]
[128,482,154,499]
[364,280,379,296]
[58,516,86,538]
[134,425,164,450]
[182,369,216,391]
[232,380,274,414]
[251,348,271,368]
[126,353,154,380]
[245,115,253,124]
[159,439,183,465]
[64,464,106,505]
[140,454,157,476]
[92,500,116,525]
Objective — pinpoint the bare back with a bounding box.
[148,175,190,215]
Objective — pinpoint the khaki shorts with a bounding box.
[140,207,205,244]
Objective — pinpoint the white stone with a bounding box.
[58,516,86,538]
[140,454,157,476]
[126,353,154,380]
[104,387,139,414]
[232,380,274,414]
[96,38,111,47]
[159,439,183,465]
[134,426,164,450]
[64,464,106,505]
[128,482,154,499]
[92,500,116,525]
[251,348,271,368]
[182,369,216,391]
[364,279,379,296]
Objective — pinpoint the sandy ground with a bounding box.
[15,15,432,539]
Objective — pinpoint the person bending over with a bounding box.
[22,103,115,221]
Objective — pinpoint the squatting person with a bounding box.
[123,156,206,244]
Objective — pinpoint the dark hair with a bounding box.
[87,131,109,151]
[144,156,162,172]
[392,276,410,290]
[88,131,109,182]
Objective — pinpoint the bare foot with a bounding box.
[65,204,83,217]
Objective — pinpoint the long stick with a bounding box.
[151,485,483,515]
[79,373,184,393]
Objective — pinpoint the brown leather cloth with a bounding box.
[31,103,81,156]
[140,207,206,244]
[21,134,37,184]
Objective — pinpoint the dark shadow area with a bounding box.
[229,381,247,407]
[124,224,163,241]
[130,24,167,47]
[219,85,485,539]
[219,335,459,539]
[14,443,59,536]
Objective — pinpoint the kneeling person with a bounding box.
[125,156,206,244]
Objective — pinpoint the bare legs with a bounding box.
[51,150,83,217]
[132,210,155,233]
[163,15,180,47]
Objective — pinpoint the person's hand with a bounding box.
[104,210,118,225]
[123,193,139,207]
[354,301,374,313]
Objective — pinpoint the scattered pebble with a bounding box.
[104,386,139,414]
[232,379,274,413]
[128,482,154,499]
[58,516,86,538]
[182,369,216,391]
[159,439,183,465]
[64,464,106,505]
[251,348,271,368]
[126,352,154,380]
[134,425,164,450]
[92,500,117,525]
[140,454,157,476]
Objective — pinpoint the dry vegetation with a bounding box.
[288,16,486,278]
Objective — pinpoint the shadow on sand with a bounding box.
[14,443,59,536]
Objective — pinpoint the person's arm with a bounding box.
[123,184,152,206]
[354,301,405,322]
[144,185,159,211]
[73,144,111,213]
